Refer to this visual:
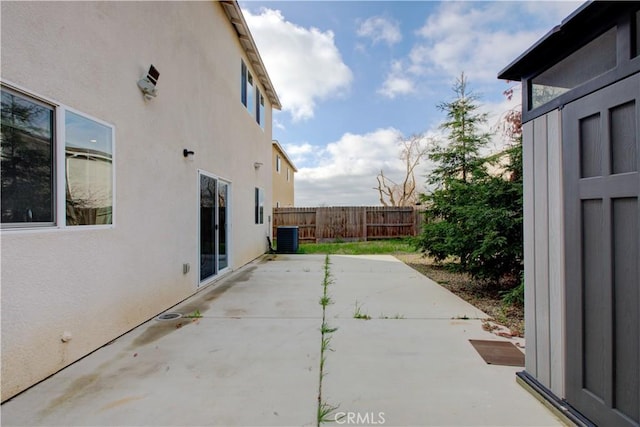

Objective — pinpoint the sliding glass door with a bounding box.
[199,172,229,284]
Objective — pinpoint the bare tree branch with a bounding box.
[376,134,429,206]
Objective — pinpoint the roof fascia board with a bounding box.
[220,1,282,110]
[498,1,595,81]
[272,140,298,172]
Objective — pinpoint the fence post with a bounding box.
[413,208,422,236]
[362,208,368,241]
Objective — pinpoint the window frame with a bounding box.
[241,60,248,108]
[241,60,265,130]
[246,70,255,117]
[63,106,115,227]
[256,89,265,129]
[276,155,281,173]
[255,187,264,224]
[1,81,116,231]
[1,85,56,228]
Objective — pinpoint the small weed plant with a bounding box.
[317,255,341,426]
[353,301,371,320]
[184,309,202,319]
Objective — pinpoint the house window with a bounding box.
[276,155,281,173]
[287,167,290,182]
[241,60,247,107]
[1,85,114,229]
[256,90,265,129]
[1,88,55,226]
[65,111,113,225]
[241,60,254,113]
[247,71,255,116]
[255,187,264,224]
[242,60,265,128]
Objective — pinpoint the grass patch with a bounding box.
[353,301,371,320]
[318,402,343,424]
[298,238,416,255]
[183,309,202,319]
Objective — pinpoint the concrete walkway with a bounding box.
[1,255,564,427]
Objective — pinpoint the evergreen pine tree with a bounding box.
[428,72,491,186]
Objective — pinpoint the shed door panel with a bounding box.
[564,73,639,427]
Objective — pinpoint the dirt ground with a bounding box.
[395,253,524,337]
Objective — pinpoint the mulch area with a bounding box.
[395,253,524,337]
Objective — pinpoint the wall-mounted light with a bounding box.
[254,162,263,169]
[137,64,160,99]
[183,149,195,158]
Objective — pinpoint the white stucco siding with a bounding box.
[1,1,273,400]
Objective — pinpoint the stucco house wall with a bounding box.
[1,1,278,401]
[272,141,296,207]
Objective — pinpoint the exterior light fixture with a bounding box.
[254,162,263,169]
[183,149,195,158]
[137,64,160,99]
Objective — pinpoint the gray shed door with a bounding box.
[563,73,639,427]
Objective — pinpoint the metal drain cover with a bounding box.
[156,312,182,321]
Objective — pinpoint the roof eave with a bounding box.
[272,140,298,172]
[498,1,595,81]
[220,1,282,110]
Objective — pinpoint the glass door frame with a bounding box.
[198,170,231,287]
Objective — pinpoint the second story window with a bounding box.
[276,155,281,173]
[241,60,247,107]
[256,89,265,129]
[241,60,265,130]
[246,71,254,116]
[241,60,254,114]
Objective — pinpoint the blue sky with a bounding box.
[240,1,583,206]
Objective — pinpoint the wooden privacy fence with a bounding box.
[272,206,424,243]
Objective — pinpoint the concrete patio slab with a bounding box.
[322,318,556,426]
[326,255,487,320]
[1,254,564,427]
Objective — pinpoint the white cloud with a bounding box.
[357,16,402,46]
[520,1,585,22]
[273,117,286,131]
[282,142,314,167]
[287,94,520,206]
[378,60,415,99]
[290,128,436,206]
[381,1,583,93]
[243,8,353,122]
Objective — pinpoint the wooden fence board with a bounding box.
[273,206,424,243]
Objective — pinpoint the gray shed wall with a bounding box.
[523,111,565,397]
